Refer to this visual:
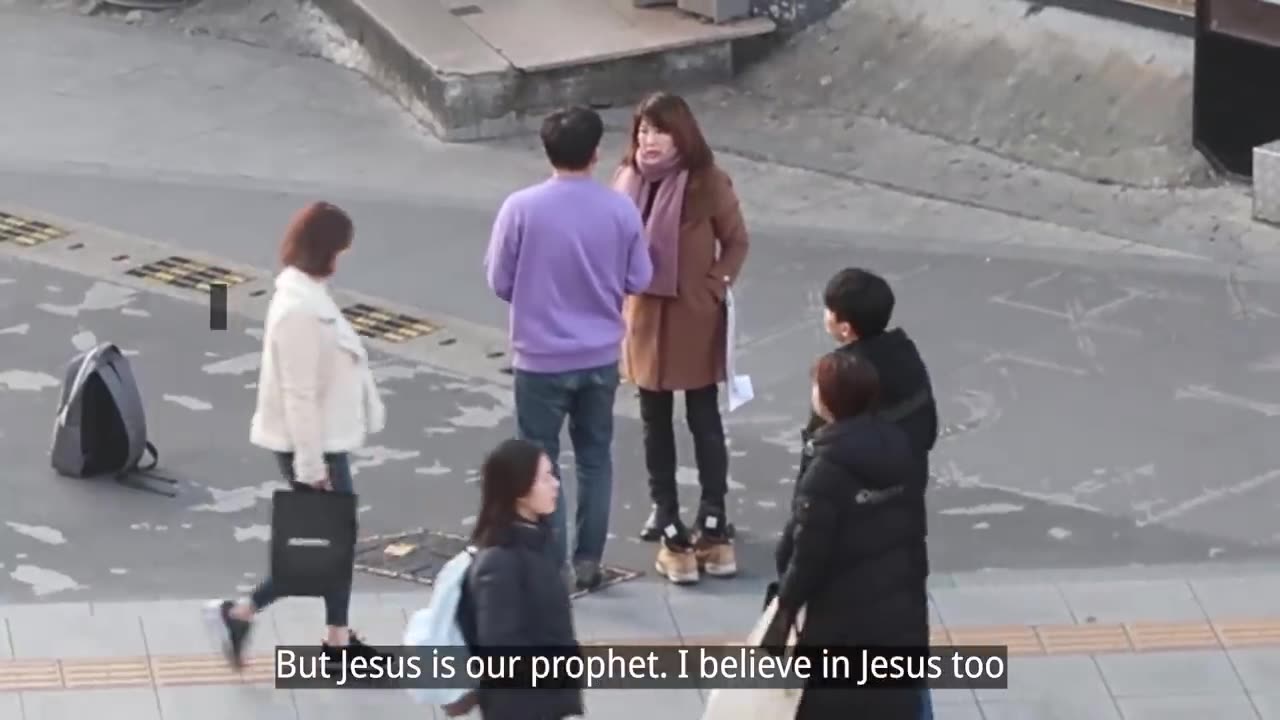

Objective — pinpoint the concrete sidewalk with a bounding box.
[4,565,1280,718]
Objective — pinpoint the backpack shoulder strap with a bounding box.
[139,441,159,471]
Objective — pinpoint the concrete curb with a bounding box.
[1037,0,1194,36]
[310,0,774,142]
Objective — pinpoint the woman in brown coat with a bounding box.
[612,92,750,585]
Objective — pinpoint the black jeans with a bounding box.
[639,384,729,531]
[249,451,354,628]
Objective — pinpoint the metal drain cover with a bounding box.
[0,212,68,247]
[125,256,251,291]
[341,303,438,343]
[355,527,643,598]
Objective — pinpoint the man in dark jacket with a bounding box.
[797,267,939,719]
[800,267,938,477]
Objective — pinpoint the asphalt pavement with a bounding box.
[3,0,1280,602]
[3,205,1280,606]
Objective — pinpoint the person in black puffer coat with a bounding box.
[456,438,585,720]
[767,351,929,720]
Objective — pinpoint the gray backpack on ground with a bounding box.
[49,342,177,496]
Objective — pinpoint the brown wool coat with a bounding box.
[621,164,750,392]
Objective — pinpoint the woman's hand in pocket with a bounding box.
[705,274,728,303]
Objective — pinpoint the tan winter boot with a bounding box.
[655,543,699,584]
[693,534,737,577]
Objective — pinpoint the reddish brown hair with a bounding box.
[622,92,714,172]
[279,202,353,277]
[812,351,880,420]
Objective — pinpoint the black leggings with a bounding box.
[638,385,729,525]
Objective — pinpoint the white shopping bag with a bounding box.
[700,598,805,720]
[723,289,754,412]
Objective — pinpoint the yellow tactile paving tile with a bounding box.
[61,658,153,689]
[946,625,1044,655]
[3,617,1280,691]
[0,659,61,691]
[1213,618,1280,647]
[1124,621,1220,652]
[1037,623,1131,655]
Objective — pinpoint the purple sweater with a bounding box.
[484,175,654,373]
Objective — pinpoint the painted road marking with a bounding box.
[2,617,1280,691]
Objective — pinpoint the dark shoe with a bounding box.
[323,630,379,657]
[574,560,604,592]
[203,599,252,669]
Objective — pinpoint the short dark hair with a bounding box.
[279,202,353,277]
[471,438,546,547]
[813,351,880,420]
[824,268,895,337]
[540,107,603,171]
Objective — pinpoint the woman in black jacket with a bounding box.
[767,351,929,719]
[456,438,585,720]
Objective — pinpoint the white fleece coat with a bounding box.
[249,266,386,484]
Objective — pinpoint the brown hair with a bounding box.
[812,351,880,421]
[622,92,714,172]
[279,202,353,277]
[471,438,547,548]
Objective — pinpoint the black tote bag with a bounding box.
[268,487,358,597]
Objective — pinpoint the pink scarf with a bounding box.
[613,150,687,298]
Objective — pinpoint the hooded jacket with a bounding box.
[776,414,929,719]
[800,327,938,485]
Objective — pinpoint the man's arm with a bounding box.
[484,198,521,303]
[622,205,653,295]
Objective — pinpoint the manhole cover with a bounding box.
[355,528,643,598]
[341,303,438,343]
[0,212,68,247]
[125,256,251,291]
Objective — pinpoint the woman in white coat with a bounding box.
[205,201,386,668]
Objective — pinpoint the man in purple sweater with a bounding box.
[484,107,654,591]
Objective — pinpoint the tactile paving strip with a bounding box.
[125,256,251,291]
[0,211,68,247]
[2,617,1280,691]
[340,303,438,343]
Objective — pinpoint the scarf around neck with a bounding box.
[612,150,688,298]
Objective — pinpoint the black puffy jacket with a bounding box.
[457,520,584,720]
[801,327,939,476]
[776,415,929,720]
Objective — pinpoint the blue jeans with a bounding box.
[513,362,619,567]
[249,452,354,627]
